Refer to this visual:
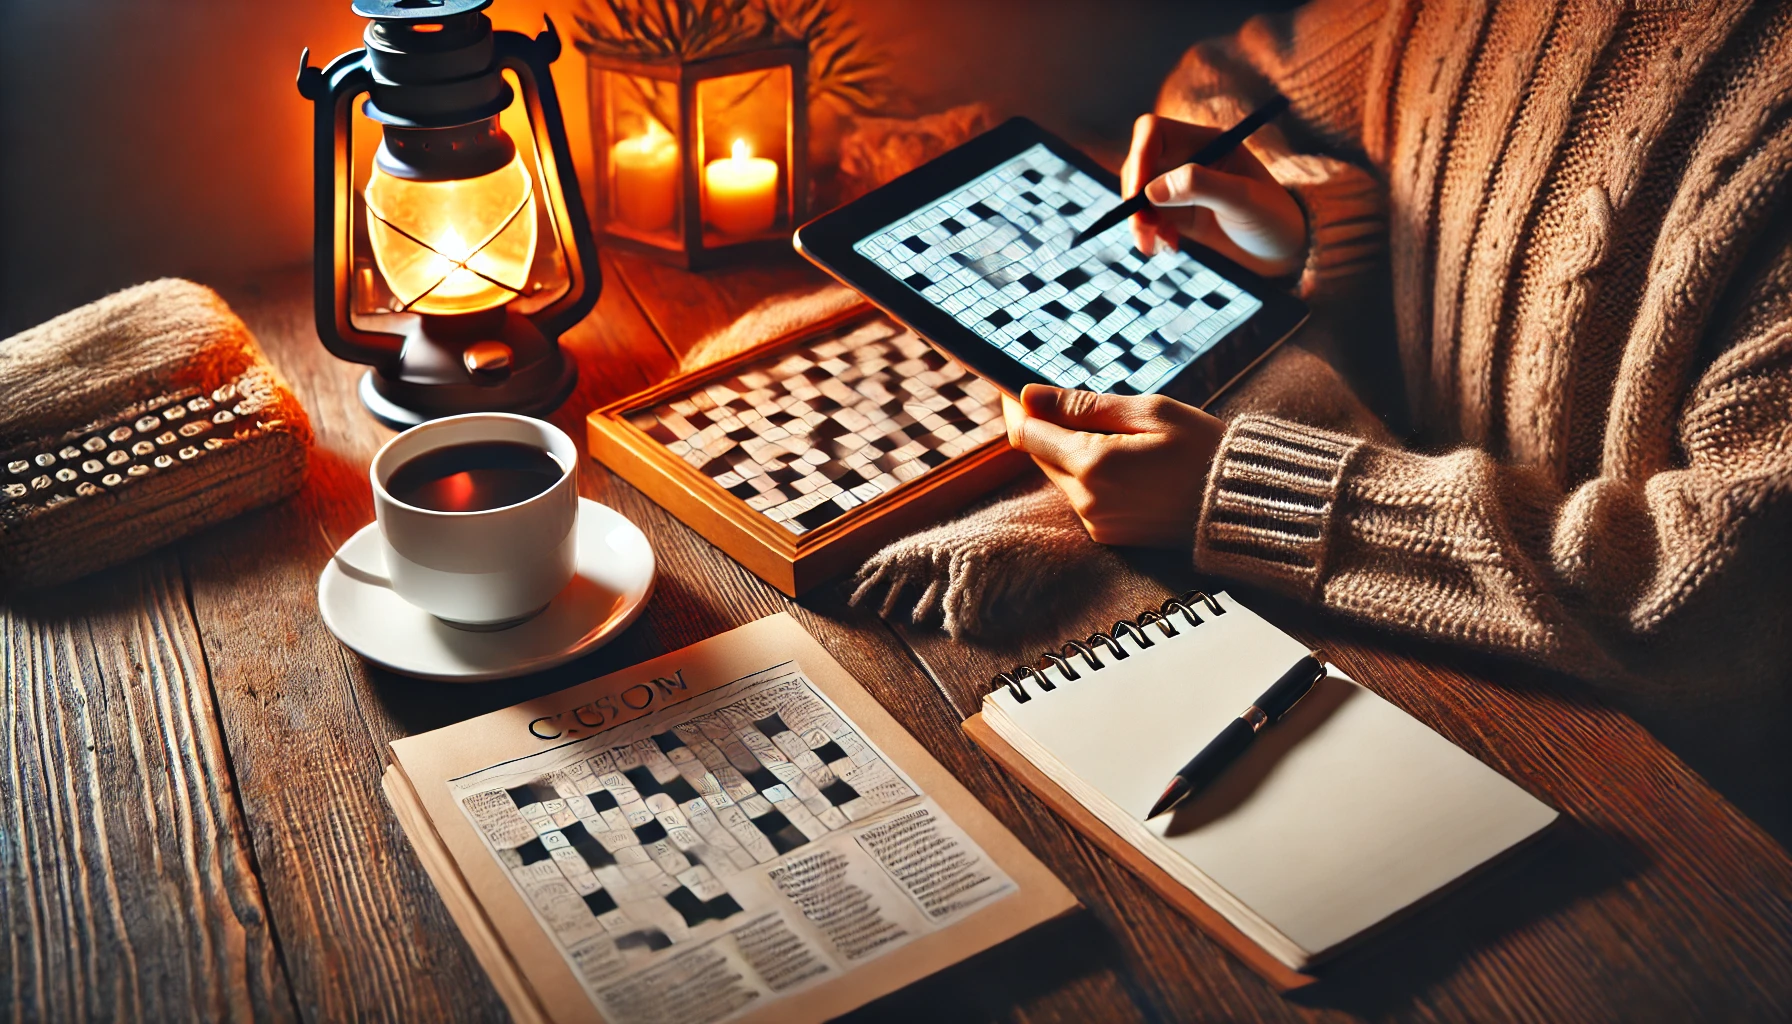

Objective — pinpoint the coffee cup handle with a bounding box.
[332,547,393,589]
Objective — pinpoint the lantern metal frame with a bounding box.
[299,0,601,428]
[587,40,808,270]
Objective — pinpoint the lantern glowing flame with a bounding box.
[363,151,537,315]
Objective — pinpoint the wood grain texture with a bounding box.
[7,244,1791,1024]
[173,256,716,1022]
[1,553,293,1023]
[893,560,1792,1022]
[177,271,511,1023]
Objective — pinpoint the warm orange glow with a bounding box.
[444,471,474,507]
[610,119,678,232]
[364,152,536,314]
[703,139,778,236]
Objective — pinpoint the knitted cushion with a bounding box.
[0,279,310,590]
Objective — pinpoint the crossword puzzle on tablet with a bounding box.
[853,143,1264,395]
[626,316,1005,536]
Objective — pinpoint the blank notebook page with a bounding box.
[988,592,1557,958]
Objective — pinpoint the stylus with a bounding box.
[1071,93,1291,248]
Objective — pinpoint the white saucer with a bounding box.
[318,498,655,682]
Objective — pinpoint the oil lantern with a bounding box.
[298,0,600,427]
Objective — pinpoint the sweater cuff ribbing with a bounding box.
[1266,154,1386,303]
[1195,414,1363,598]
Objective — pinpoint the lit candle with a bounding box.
[610,122,678,233]
[703,140,779,236]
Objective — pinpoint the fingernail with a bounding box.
[1022,383,1056,410]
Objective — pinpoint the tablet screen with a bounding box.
[852,144,1264,395]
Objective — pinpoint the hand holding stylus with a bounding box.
[1120,106,1307,277]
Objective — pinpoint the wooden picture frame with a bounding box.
[586,305,1031,595]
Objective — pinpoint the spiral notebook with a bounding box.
[962,591,1558,988]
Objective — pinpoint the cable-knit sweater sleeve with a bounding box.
[1195,223,1792,678]
[1155,0,1388,302]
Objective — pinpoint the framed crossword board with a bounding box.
[586,305,1030,596]
[794,117,1308,407]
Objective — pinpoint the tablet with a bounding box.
[795,117,1308,406]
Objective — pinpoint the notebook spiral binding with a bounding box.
[991,591,1226,702]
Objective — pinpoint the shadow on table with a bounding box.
[1118,552,1792,852]
[1289,816,1646,1017]
[839,909,1134,1023]
[361,568,713,733]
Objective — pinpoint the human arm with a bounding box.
[1009,0,1394,544]
[1196,218,1792,677]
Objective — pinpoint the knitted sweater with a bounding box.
[1176,0,1792,683]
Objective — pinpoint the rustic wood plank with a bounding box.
[1,553,294,1023]
[178,260,693,1021]
[153,249,1791,1024]
[179,270,511,1023]
[890,557,1792,1021]
[857,554,1314,1023]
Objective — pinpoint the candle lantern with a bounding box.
[588,38,807,269]
[298,0,600,428]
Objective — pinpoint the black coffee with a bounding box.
[386,441,563,512]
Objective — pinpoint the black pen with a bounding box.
[1071,93,1291,248]
[1144,652,1326,819]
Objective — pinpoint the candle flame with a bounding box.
[731,139,749,162]
[617,119,675,156]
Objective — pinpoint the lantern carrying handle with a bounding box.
[298,47,408,368]
[491,18,602,342]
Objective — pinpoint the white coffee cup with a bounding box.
[367,413,579,629]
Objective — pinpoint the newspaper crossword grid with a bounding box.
[465,678,917,957]
[627,317,1004,535]
[854,142,1264,395]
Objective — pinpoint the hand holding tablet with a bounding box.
[1003,382,1224,547]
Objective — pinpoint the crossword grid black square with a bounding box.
[474,681,913,958]
[853,143,1263,395]
[627,317,1004,535]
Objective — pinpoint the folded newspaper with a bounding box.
[383,613,1075,1024]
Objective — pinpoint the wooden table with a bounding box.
[6,253,1791,1023]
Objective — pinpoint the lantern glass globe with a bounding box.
[364,151,537,315]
